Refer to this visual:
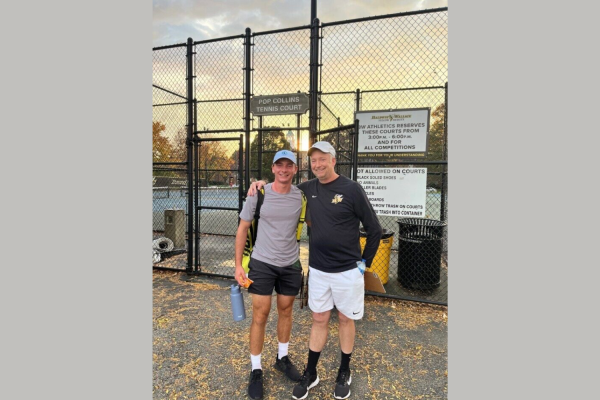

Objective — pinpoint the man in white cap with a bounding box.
[235,149,306,400]
[248,141,382,399]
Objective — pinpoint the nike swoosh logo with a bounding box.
[312,195,317,198]
[353,311,360,315]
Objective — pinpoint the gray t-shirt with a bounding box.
[240,183,303,267]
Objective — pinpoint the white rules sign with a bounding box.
[356,108,430,161]
[357,167,427,217]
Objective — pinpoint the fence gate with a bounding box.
[191,135,244,277]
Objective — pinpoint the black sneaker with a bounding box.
[333,368,352,399]
[248,369,263,400]
[274,355,301,382]
[292,368,319,400]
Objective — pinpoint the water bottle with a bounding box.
[230,284,246,321]
[356,259,366,275]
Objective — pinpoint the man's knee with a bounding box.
[252,300,271,325]
[312,311,330,325]
[276,296,295,316]
[338,312,353,325]
[252,309,269,325]
[277,306,293,319]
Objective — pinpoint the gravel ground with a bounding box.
[153,270,447,399]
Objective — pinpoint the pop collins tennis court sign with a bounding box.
[250,93,310,116]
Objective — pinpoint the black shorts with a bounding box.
[247,257,303,296]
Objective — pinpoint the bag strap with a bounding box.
[254,188,265,221]
[296,190,307,242]
[250,188,265,247]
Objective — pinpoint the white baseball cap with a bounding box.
[307,141,336,157]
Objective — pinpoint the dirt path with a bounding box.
[153,270,447,399]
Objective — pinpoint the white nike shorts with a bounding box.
[308,266,365,320]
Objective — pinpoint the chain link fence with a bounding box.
[152,45,189,265]
[152,8,448,305]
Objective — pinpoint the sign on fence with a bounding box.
[356,108,430,161]
[356,167,427,217]
[153,176,187,188]
[250,93,310,116]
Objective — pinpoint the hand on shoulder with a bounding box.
[247,180,267,196]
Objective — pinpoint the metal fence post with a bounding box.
[186,37,195,273]
[257,116,263,180]
[309,18,320,142]
[353,118,359,181]
[296,113,301,184]
[244,28,252,193]
[353,89,361,181]
[193,99,200,272]
[238,135,244,212]
[440,82,448,222]
[308,17,320,179]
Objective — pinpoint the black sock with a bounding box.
[340,351,352,371]
[306,349,321,375]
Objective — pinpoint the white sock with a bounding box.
[278,342,289,359]
[251,353,262,370]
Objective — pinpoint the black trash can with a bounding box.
[397,218,446,290]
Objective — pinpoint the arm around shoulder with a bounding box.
[247,180,267,196]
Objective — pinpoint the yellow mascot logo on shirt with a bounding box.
[331,194,344,204]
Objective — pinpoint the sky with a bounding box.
[153,0,448,48]
[153,0,449,154]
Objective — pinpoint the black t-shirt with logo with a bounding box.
[298,175,382,273]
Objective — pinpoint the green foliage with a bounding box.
[153,121,180,179]
[426,103,447,189]
[197,140,232,186]
[153,121,174,162]
[428,103,446,162]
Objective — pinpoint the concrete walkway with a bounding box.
[153,270,447,399]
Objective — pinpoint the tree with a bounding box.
[168,128,234,186]
[228,149,241,187]
[425,103,447,189]
[427,103,446,162]
[197,140,231,186]
[153,121,180,179]
[153,121,174,162]
[249,128,292,183]
[169,128,189,161]
[230,149,240,170]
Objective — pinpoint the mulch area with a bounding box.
[153,270,447,399]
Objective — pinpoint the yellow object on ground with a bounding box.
[360,230,394,285]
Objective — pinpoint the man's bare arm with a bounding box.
[247,180,267,196]
[234,219,253,285]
